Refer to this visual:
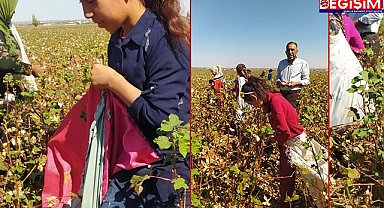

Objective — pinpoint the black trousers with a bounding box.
[280,89,301,113]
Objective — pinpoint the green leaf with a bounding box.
[352,128,370,139]
[230,166,240,174]
[32,146,41,154]
[33,195,42,201]
[351,75,363,84]
[173,177,188,190]
[178,129,190,158]
[260,125,274,135]
[191,169,199,176]
[360,70,369,81]
[378,149,384,159]
[153,136,172,150]
[347,85,358,93]
[158,114,184,132]
[129,175,150,188]
[129,175,150,195]
[251,196,261,204]
[15,166,24,174]
[5,195,12,203]
[44,118,53,125]
[291,192,300,201]
[338,163,347,175]
[191,135,202,155]
[82,77,91,84]
[346,179,353,186]
[347,168,360,179]
[168,114,183,125]
[297,165,309,175]
[191,193,201,206]
[20,92,34,98]
[0,159,7,171]
[284,191,299,202]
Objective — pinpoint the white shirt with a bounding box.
[237,76,246,109]
[276,58,310,91]
[346,13,383,34]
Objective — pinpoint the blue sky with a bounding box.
[192,0,328,69]
[12,0,190,21]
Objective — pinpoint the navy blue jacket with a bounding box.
[107,9,190,154]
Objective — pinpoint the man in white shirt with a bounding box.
[276,42,310,113]
[346,13,383,56]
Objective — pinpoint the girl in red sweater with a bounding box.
[242,76,327,208]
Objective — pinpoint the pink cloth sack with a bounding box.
[42,85,160,207]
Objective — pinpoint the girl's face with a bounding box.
[80,0,129,34]
[245,93,263,108]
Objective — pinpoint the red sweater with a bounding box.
[212,79,224,94]
[267,92,304,145]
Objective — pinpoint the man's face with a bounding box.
[285,43,298,62]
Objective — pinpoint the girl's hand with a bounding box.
[90,64,118,90]
[32,65,44,77]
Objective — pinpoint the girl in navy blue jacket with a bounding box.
[79,0,190,207]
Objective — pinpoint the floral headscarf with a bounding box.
[330,13,345,36]
[0,0,19,56]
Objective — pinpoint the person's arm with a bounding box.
[90,64,141,106]
[128,37,190,128]
[359,13,383,24]
[91,35,190,130]
[354,13,384,27]
[270,101,291,145]
[275,62,282,87]
[299,61,310,86]
[0,32,33,75]
[343,15,365,52]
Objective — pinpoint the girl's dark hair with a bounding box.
[141,0,190,49]
[241,76,275,100]
[236,63,247,77]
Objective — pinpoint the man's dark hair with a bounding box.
[286,41,298,48]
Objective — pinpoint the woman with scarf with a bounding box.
[210,65,225,110]
[0,0,43,100]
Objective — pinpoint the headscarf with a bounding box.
[0,0,19,56]
[211,65,222,76]
[330,13,344,36]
